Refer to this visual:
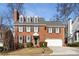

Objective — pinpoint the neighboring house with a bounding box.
[0,25,14,51]
[13,9,65,48]
[68,16,79,44]
[68,19,73,44]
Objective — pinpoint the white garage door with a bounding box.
[45,39,62,47]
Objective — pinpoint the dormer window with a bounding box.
[34,16,38,23]
[19,15,24,23]
[26,16,31,23]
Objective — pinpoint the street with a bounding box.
[49,47,79,56]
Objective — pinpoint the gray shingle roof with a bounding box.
[14,18,65,27]
[45,21,65,27]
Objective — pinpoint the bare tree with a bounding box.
[57,3,79,43]
[57,3,79,24]
[7,3,24,15]
[6,3,24,29]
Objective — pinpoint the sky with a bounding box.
[0,3,75,28]
[0,3,58,20]
[23,3,58,20]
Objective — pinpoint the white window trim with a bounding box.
[26,35,31,42]
[19,15,24,23]
[34,26,38,32]
[56,28,59,33]
[19,26,23,32]
[34,17,38,23]
[19,35,23,43]
[48,28,52,33]
[26,26,31,32]
[26,16,31,23]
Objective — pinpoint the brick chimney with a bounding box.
[13,9,19,22]
[0,17,2,25]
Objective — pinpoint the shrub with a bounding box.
[0,47,4,52]
[68,42,79,47]
[40,42,47,48]
[18,43,23,49]
[27,42,33,48]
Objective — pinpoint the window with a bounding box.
[34,16,38,23]
[19,35,23,43]
[56,28,59,33]
[26,35,31,42]
[26,26,31,32]
[19,26,23,32]
[48,28,52,33]
[34,27,38,32]
[26,16,31,23]
[19,15,24,23]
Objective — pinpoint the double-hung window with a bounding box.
[26,26,31,32]
[48,28,52,33]
[26,16,31,23]
[56,28,60,33]
[19,15,24,23]
[19,35,23,43]
[34,26,38,32]
[26,35,31,42]
[34,16,38,23]
[18,26,23,32]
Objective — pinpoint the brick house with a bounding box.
[13,9,65,48]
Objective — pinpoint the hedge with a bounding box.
[68,42,79,47]
[0,47,4,51]
[18,43,23,49]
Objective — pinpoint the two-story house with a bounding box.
[13,9,65,48]
[68,17,79,44]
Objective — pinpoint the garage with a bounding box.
[45,39,63,47]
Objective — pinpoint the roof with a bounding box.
[14,18,65,27]
[45,21,65,27]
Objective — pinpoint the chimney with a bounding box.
[13,9,19,22]
[0,16,2,25]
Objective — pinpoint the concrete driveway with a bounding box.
[49,47,79,56]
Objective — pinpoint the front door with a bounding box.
[34,36,39,46]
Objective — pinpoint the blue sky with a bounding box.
[23,3,57,20]
[0,3,75,26]
[0,3,58,20]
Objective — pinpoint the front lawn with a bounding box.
[0,47,53,56]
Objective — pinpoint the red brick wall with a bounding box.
[14,25,64,43]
